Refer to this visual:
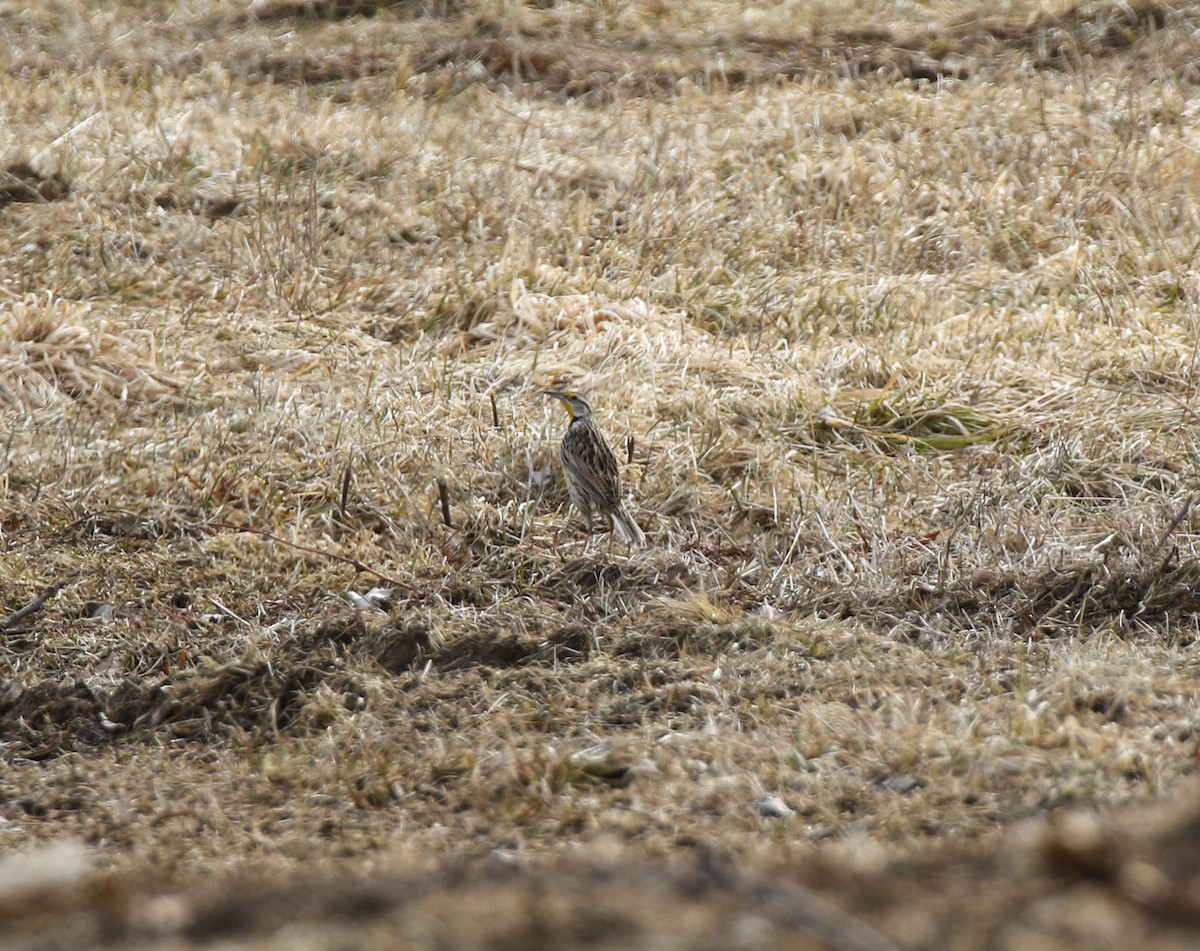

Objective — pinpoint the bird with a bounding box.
[545,391,646,547]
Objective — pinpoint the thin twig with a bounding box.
[490,393,500,429]
[435,476,453,528]
[1,582,66,631]
[1151,494,1193,577]
[626,433,635,466]
[340,458,354,517]
[208,522,415,592]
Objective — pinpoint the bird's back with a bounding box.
[562,416,622,508]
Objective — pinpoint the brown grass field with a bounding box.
[4,0,1200,947]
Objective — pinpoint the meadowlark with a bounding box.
[546,391,646,546]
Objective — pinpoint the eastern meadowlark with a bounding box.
[546,391,646,546]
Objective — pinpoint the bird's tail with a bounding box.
[611,504,646,546]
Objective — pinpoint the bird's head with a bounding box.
[545,390,593,422]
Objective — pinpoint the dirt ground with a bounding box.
[4,1,1200,948]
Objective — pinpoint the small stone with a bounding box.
[880,774,921,794]
[752,796,794,819]
[363,587,396,607]
[0,840,90,904]
[83,602,115,623]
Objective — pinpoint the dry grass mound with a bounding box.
[0,302,179,408]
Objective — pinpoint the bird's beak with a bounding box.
[544,391,574,420]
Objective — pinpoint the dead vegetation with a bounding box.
[0,302,179,406]
[4,0,1200,948]
[0,162,70,208]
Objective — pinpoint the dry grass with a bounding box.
[4,0,1200,947]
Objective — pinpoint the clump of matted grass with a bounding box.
[0,299,179,408]
[811,381,1013,453]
